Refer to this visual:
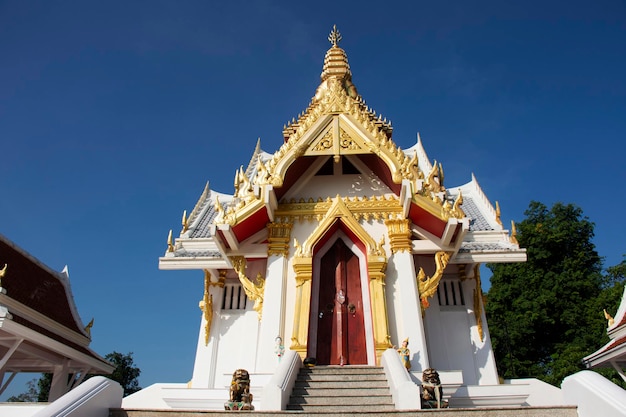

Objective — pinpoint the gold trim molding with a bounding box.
[473,265,484,342]
[199,271,214,346]
[277,194,402,223]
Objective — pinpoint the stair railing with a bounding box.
[381,348,422,410]
[261,349,302,410]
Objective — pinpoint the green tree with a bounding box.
[100,351,141,396]
[486,201,606,386]
[7,351,141,401]
[6,379,39,402]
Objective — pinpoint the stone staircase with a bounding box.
[109,365,579,416]
[287,365,394,412]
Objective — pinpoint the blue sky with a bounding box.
[1,0,624,398]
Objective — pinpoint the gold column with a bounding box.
[368,254,391,364]
[290,256,312,359]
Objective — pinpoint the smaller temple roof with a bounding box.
[583,287,626,374]
[0,233,113,380]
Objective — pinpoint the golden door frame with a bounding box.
[290,196,391,363]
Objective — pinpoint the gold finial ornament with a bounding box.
[604,309,615,326]
[328,24,342,46]
[84,318,94,338]
[510,220,519,244]
[167,230,174,252]
[495,201,503,226]
[181,210,188,233]
[0,263,7,287]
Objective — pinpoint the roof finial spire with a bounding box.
[328,25,342,47]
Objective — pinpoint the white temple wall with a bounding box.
[256,254,289,372]
[212,309,260,388]
[422,265,500,386]
[465,269,500,385]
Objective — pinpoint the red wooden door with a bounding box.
[315,239,367,365]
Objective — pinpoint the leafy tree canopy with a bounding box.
[486,201,624,386]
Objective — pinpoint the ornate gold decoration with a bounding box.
[267,222,293,257]
[204,269,225,287]
[181,210,188,233]
[417,251,452,309]
[385,218,411,253]
[473,265,484,342]
[167,230,174,253]
[199,271,214,345]
[84,318,94,338]
[424,161,444,194]
[510,220,519,245]
[0,263,7,287]
[604,309,615,327]
[495,201,503,226]
[229,256,265,321]
[312,129,333,152]
[276,194,402,223]
[339,128,360,150]
[452,191,465,219]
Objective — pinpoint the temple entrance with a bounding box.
[314,238,367,365]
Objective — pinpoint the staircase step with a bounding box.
[300,365,385,374]
[297,372,387,381]
[289,394,393,405]
[294,379,388,388]
[287,365,395,413]
[292,387,391,396]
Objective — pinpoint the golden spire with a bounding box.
[328,24,342,46]
[604,309,615,326]
[320,25,354,87]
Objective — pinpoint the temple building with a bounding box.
[126,27,548,411]
[0,233,113,402]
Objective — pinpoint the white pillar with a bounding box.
[49,360,70,401]
[255,254,288,372]
[389,251,429,372]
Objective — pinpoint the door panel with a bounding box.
[314,239,367,365]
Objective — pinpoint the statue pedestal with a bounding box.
[224,401,254,410]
